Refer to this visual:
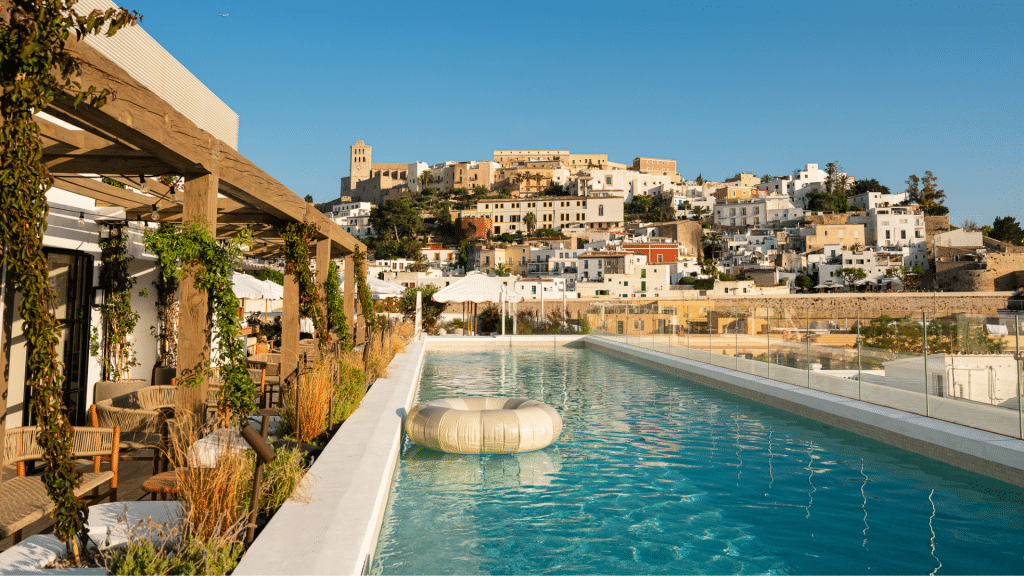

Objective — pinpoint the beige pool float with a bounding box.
[404,397,562,454]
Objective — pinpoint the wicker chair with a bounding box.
[89,385,176,475]
[0,426,120,543]
[249,353,281,408]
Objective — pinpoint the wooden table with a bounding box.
[141,470,179,501]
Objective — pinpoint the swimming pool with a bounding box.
[372,348,1024,574]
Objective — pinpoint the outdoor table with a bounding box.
[141,470,179,501]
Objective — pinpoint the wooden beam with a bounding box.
[177,171,219,416]
[52,175,174,211]
[46,153,172,175]
[50,36,364,256]
[35,115,120,151]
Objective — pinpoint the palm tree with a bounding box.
[521,171,533,193]
[704,231,723,260]
[524,212,537,234]
[492,263,512,277]
[700,258,718,279]
[418,170,433,190]
[692,206,708,223]
[533,173,544,193]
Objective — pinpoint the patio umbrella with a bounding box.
[232,273,278,300]
[432,274,524,336]
[338,275,405,299]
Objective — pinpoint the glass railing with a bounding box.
[586,302,1024,439]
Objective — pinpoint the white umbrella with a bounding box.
[432,274,525,336]
[338,274,405,298]
[432,273,525,304]
[232,273,277,300]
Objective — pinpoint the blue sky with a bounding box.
[121,1,1021,226]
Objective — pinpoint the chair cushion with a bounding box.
[0,472,113,539]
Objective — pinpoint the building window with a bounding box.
[641,269,647,278]
[901,230,907,240]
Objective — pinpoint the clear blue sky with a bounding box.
[120,1,1021,227]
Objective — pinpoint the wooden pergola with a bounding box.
[0,30,365,417]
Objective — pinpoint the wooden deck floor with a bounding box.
[0,457,166,551]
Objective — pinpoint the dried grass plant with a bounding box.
[166,413,250,544]
[281,360,335,444]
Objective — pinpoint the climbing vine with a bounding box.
[278,222,326,343]
[324,260,351,349]
[143,220,255,421]
[0,0,139,561]
[353,249,385,335]
[94,223,139,381]
[151,223,179,369]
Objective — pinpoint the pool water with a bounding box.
[372,348,1024,575]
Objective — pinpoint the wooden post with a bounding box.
[0,264,16,484]
[282,269,300,403]
[178,171,218,416]
[343,253,355,344]
[315,239,330,349]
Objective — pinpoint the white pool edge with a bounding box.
[235,338,428,575]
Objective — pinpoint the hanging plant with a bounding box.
[324,260,351,349]
[278,221,326,344]
[0,1,140,561]
[144,220,255,421]
[94,223,140,381]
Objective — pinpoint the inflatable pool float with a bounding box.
[404,397,562,454]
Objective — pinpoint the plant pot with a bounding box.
[152,366,176,387]
[94,379,149,403]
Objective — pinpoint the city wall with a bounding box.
[443,292,1015,318]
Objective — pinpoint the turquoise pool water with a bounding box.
[372,348,1024,575]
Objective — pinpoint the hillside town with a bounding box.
[314,142,1024,300]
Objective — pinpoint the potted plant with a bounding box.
[92,224,147,402]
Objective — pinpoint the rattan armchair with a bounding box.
[89,385,176,475]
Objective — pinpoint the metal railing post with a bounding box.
[766,307,771,380]
[806,308,811,388]
[1016,314,1022,439]
[857,309,862,401]
[923,311,930,417]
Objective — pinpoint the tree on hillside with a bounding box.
[835,267,867,289]
[695,174,704,185]
[304,194,314,203]
[990,216,1024,245]
[369,198,423,259]
[905,171,948,215]
[795,274,814,293]
[851,178,890,195]
[760,174,774,184]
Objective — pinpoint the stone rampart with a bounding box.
[443,292,1015,318]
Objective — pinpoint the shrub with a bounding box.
[105,537,243,576]
[694,278,715,290]
[397,285,445,331]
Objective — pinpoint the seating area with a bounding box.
[0,426,121,544]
